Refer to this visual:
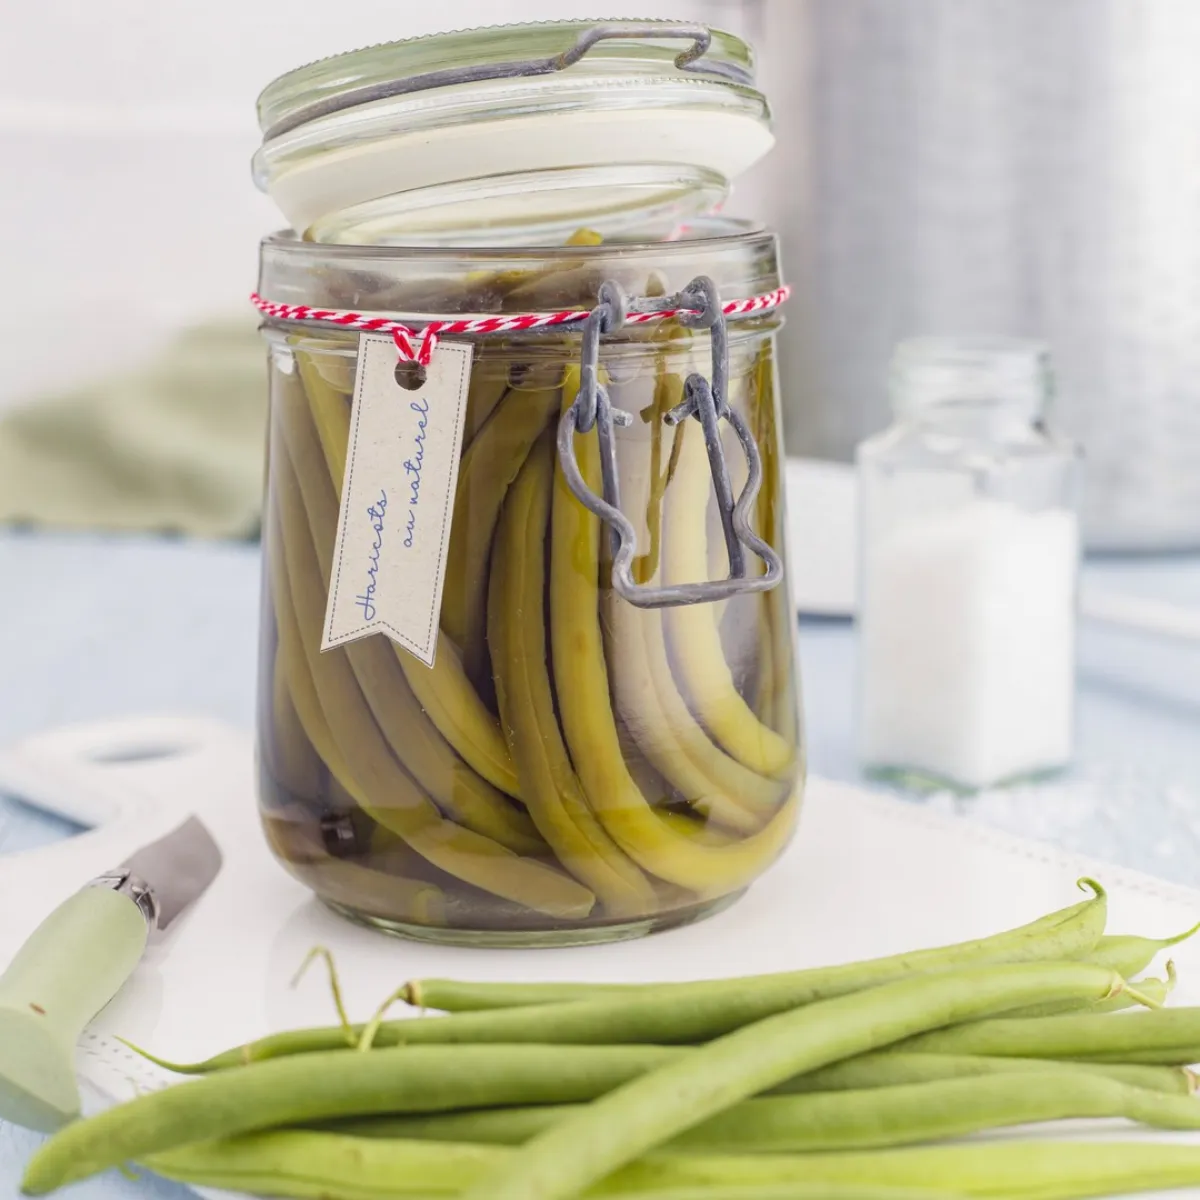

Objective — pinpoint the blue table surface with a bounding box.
[2,528,1199,1197]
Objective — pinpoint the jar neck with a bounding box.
[257,222,781,318]
[902,398,1044,440]
[889,336,1052,438]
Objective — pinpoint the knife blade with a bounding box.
[0,816,222,1131]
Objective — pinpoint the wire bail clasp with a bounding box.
[557,275,784,608]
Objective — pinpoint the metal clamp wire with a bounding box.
[558,273,784,608]
[264,23,750,142]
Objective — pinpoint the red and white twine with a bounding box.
[250,285,790,366]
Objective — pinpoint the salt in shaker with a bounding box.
[856,336,1082,791]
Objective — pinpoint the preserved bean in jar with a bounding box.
[251,22,805,945]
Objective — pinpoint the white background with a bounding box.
[0,0,803,410]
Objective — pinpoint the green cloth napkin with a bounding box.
[0,319,267,539]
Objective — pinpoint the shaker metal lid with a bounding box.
[252,21,773,244]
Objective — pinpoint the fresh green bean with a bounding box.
[579,1191,962,1200]
[140,884,1109,1073]
[404,907,1190,1020]
[614,1141,1200,1199]
[19,1044,678,1194]
[1003,964,1173,1019]
[405,967,1176,1024]
[1084,920,1199,977]
[105,1044,1194,1176]
[1087,1047,1200,1066]
[1092,965,1174,1011]
[406,905,1182,1020]
[94,1131,1200,1200]
[151,1131,1200,1200]
[316,1070,1200,1150]
[586,1192,960,1200]
[131,1038,1191,1101]
[403,885,1106,1012]
[145,1132,495,1199]
[551,1191,963,1200]
[458,961,1128,1200]
[900,1006,1200,1063]
[138,1132,1200,1200]
[144,1134,957,1200]
[768,1052,1193,1096]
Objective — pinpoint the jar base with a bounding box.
[320,890,746,949]
[864,760,1070,796]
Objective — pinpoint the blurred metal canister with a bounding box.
[764,0,1200,549]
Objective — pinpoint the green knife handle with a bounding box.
[0,885,149,1037]
[0,886,149,1130]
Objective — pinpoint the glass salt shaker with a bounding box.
[856,336,1082,792]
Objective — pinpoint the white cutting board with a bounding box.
[3,715,1200,1200]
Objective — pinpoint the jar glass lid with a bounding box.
[252,20,773,246]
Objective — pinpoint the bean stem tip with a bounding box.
[291,946,355,1047]
[112,1036,201,1077]
[1164,919,1200,949]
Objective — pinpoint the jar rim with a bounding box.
[256,219,783,324]
[260,216,773,262]
[889,335,1054,420]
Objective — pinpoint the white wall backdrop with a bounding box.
[0,1,773,409]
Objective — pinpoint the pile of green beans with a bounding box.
[21,882,1200,1200]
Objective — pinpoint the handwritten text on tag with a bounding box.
[321,334,472,666]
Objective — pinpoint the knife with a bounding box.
[0,816,222,1131]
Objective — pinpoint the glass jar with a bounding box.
[251,22,804,946]
[856,336,1081,794]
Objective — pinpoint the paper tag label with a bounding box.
[321,334,472,666]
